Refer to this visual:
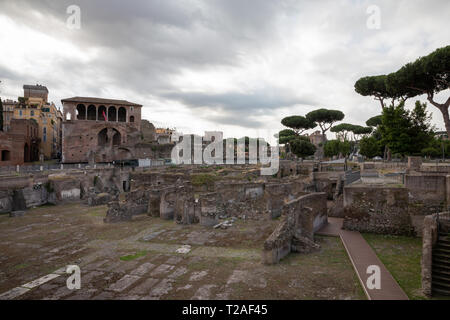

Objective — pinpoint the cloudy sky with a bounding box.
[0,0,449,143]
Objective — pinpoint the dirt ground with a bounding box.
[0,203,365,300]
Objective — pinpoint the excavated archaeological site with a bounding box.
[0,157,449,300]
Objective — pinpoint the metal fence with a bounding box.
[0,159,168,175]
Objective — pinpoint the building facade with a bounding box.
[12,85,63,160]
[1,99,16,132]
[0,119,40,166]
[61,97,142,163]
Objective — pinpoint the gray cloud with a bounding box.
[0,0,449,136]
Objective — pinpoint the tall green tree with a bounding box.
[356,45,450,137]
[306,109,345,136]
[324,140,351,158]
[281,116,316,135]
[359,136,383,158]
[330,123,355,141]
[379,101,434,156]
[290,137,316,160]
[366,115,382,127]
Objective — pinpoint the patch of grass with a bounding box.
[120,250,148,261]
[362,233,428,300]
[190,173,218,187]
[14,263,29,270]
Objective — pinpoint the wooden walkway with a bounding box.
[317,218,409,300]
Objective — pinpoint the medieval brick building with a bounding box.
[61,97,143,163]
[0,119,40,166]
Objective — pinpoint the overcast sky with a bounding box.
[0,0,449,143]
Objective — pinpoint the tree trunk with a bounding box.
[428,95,450,138]
[440,106,450,139]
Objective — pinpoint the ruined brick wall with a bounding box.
[421,211,450,296]
[343,185,415,235]
[62,121,141,163]
[0,119,40,166]
[262,193,326,264]
[405,174,447,215]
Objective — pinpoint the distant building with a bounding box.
[155,128,175,144]
[61,96,143,163]
[0,119,40,165]
[11,85,63,160]
[1,99,17,132]
[308,130,327,160]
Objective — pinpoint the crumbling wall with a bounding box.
[262,193,326,264]
[421,211,450,297]
[405,174,447,215]
[343,185,415,236]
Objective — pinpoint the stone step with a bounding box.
[433,252,450,260]
[432,280,450,290]
[432,274,450,283]
[433,286,450,296]
[433,257,450,266]
[433,267,450,277]
[433,262,450,271]
[438,237,450,244]
[435,246,450,254]
[436,242,450,250]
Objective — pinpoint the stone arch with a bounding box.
[129,116,135,123]
[108,106,117,122]
[98,105,107,121]
[98,128,108,146]
[117,147,132,160]
[112,129,121,146]
[76,104,86,120]
[118,107,126,122]
[87,105,97,120]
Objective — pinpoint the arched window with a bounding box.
[129,116,135,123]
[113,129,121,146]
[98,128,108,146]
[87,105,96,120]
[118,107,126,122]
[108,106,117,122]
[1,150,11,161]
[98,105,106,121]
[76,104,86,120]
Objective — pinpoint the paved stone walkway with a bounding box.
[317,217,409,300]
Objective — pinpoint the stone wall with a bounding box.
[0,167,132,213]
[262,193,327,264]
[343,185,415,235]
[421,211,450,296]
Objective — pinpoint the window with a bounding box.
[1,150,11,161]
[19,110,22,116]
[31,110,34,116]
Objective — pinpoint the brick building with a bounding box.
[61,97,143,163]
[0,119,40,165]
[8,85,63,160]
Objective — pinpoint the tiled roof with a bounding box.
[61,97,142,107]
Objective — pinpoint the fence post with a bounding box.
[16,165,20,173]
